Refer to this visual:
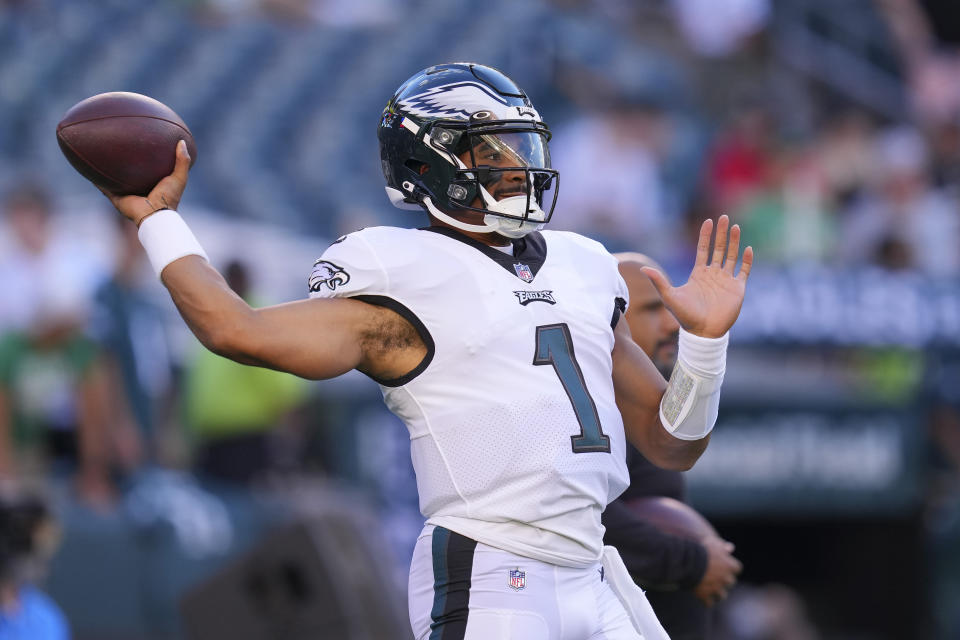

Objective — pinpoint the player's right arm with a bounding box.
[101,141,425,381]
[156,256,424,381]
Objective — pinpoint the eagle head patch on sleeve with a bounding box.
[309,260,350,292]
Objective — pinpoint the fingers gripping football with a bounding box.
[104,140,192,227]
[643,215,754,338]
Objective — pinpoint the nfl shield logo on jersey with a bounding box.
[513,262,534,283]
[508,568,526,591]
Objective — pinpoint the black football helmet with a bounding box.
[378,63,558,238]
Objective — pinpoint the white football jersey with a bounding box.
[309,226,631,567]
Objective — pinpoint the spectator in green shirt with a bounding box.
[183,260,307,485]
[0,315,116,510]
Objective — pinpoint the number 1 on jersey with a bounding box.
[533,323,611,453]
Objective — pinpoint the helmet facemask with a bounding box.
[424,114,558,238]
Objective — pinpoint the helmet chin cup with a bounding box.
[481,191,545,220]
[480,190,546,238]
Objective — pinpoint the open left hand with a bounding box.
[643,215,753,338]
[99,139,192,227]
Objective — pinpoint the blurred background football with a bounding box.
[624,496,718,541]
[56,91,197,196]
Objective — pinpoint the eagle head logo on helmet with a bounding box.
[378,63,559,239]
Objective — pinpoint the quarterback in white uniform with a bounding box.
[310,225,631,568]
[100,63,753,639]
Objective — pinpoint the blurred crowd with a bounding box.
[0,185,329,636]
[0,184,316,502]
[547,0,960,281]
[1,0,960,638]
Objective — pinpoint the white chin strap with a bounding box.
[421,189,546,239]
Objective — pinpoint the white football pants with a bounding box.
[408,525,667,640]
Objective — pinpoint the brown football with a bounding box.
[56,92,197,196]
[623,496,718,541]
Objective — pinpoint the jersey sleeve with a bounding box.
[307,232,389,300]
[559,232,630,329]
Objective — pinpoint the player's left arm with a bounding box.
[613,216,753,470]
[612,319,707,469]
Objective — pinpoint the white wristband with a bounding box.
[659,329,729,440]
[677,328,728,375]
[137,209,209,278]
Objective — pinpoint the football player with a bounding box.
[100,63,753,639]
[603,253,743,639]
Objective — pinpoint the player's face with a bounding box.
[456,131,546,206]
[620,265,680,376]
